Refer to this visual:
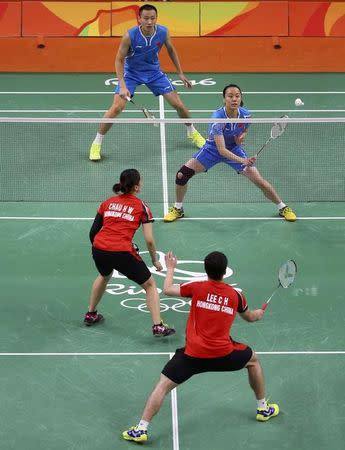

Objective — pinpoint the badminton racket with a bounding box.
[262,259,297,311]
[126,96,159,127]
[255,115,289,157]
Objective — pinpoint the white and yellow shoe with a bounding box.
[188,130,205,149]
[279,206,297,222]
[164,206,184,223]
[122,426,148,442]
[256,403,280,422]
[89,143,101,161]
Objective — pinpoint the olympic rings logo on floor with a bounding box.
[120,297,191,313]
[110,250,234,281]
[105,250,240,313]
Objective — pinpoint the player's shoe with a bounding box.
[163,207,184,223]
[256,403,280,422]
[152,321,176,337]
[89,143,101,161]
[188,130,205,149]
[279,206,297,222]
[84,311,104,326]
[122,426,148,443]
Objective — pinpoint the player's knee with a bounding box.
[175,165,195,186]
[142,275,155,290]
[246,350,259,367]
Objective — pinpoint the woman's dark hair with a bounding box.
[222,83,244,106]
[139,4,158,16]
[204,251,228,281]
[113,169,141,194]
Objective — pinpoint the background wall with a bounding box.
[1,0,345,71]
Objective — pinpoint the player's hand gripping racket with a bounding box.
[255,115,289,157]
[262,259,297,311]
[126,96,159,127]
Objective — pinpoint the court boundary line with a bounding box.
[159,95,169,214]
[1,91,345,95]
[0,351,344,356]
[2,109,345,114]
[169,352,180,450]
[1,216,345,221]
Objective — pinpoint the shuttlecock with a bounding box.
[295,98,304,106]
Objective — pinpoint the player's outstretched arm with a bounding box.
[163,251,181,296]
[164,30,192,89]
[115,33,131,98]
[142,223,162,271]
[240,308,265,322]
[214,135,255,165]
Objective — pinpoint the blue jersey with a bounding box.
[124,25,167,82]
[206,106,251,150]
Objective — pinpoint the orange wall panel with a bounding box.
[289,2,345,36]
[1,36,345,72]
[22,1,111,36]
[0,1,21,37]
[201,1,288,36]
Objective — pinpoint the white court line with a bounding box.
[1,91,345,95]
[1,216,345,221]
[159,95,169,214]
[169,353,180,450]
[1,109,345,113]
[0,351,344,356]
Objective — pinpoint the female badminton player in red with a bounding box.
[84,168,175,337]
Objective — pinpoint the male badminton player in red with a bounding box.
[122,250,279,443]
[84,168,175,337]
[164,83,297,222]
[89,3,205,161]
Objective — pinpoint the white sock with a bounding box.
[93,133,104,145]
[174,202,183,209]
[138,419,149,430]
[277,201,286,210]
[257,398,268,410]
[186,125,196,136]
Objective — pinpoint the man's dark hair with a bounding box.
[204,251,228,281]
[139,4,158,16]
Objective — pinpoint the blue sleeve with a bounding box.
[209,122,225,137]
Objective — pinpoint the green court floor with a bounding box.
[0,73,344,450]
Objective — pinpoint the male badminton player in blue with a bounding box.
[164,83,297,222]
[89,3,205,161]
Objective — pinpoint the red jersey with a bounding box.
[180,280,248,358]
[93,194,154,252]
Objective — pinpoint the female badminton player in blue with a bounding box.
[89,3,205,161]
[164,84,297,222]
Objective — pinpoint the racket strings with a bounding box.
[278,260,297,288]
[143,108,155,120]
[270,116,288,139]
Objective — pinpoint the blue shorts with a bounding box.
[115,71,175,97]
[193,142,248,173]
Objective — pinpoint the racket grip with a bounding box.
[261,303,268,311]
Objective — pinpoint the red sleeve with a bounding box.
[180,282,195,298]
[141,201,154,224]
[236,291,248,313]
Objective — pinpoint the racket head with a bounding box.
[142,108,159,127]
[270,115,289,139]
[142,108,155,120]
[278,259,297,288]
